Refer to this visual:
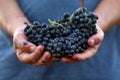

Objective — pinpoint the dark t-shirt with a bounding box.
[0,0,120,80]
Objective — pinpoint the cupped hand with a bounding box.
[61,25,104,63]
[13,26,55,66]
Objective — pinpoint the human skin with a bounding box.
[0,0,55,66]
[0,0,119,65]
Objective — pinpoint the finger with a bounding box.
[88,26,104,47]
[32,57,55,67]
[18,46,44,64]
[61,57,78,64]
[40,52,52,63]
[72,45,98,62]
[45,57,56,66]
[32,51,52,66]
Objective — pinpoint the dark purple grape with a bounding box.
[24,7,98,61]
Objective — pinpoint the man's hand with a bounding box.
[61,25,104,63]
[13,26,55,66]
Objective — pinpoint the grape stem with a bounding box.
[48,19,66,30]
[69,7,81,20]
[81,0,84,7]
[29,25,33,30]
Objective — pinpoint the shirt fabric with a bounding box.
[0,0,120,80]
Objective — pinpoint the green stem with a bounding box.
[29,25,33,30]
[48,19,55,26]
[69,7,83,24]
[69,8,81,19]
[81,0,84,7]
[48,19,66,30]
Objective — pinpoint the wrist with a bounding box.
[2,15,30,36]
[0,0,30,36]
[94,0,120,33]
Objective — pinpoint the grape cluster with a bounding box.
[24,7,98,61]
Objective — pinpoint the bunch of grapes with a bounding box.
[24,7,98,61]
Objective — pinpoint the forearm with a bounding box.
[0,0,29,36]
[95,0,120,32]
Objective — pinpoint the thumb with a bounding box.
[88,35,101,46]
[88,26,104,47]
[22,41,37,53]
[13,29,37,53]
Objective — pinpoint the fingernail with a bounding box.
[30,46,36,52]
